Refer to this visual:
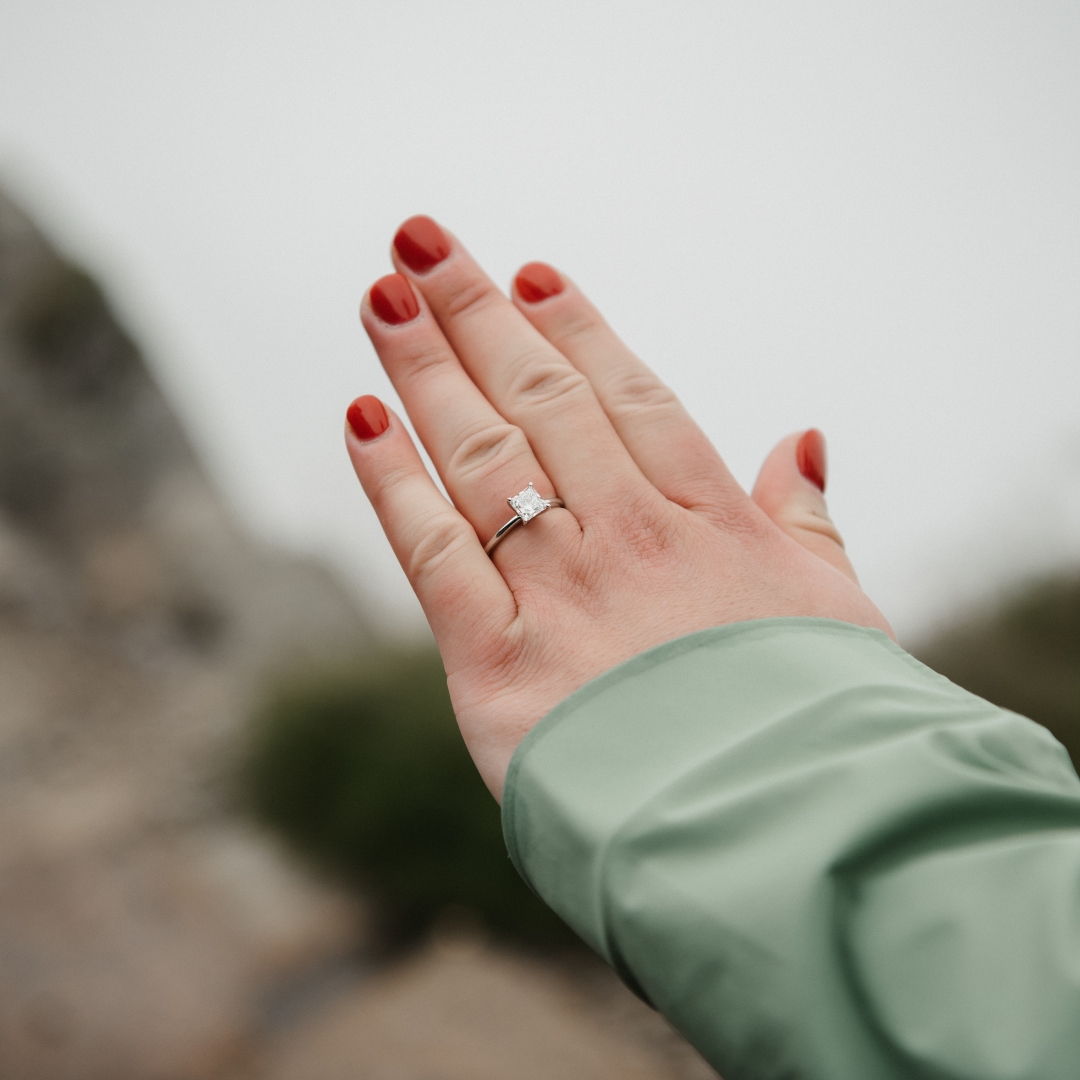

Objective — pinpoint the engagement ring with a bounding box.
[484,482,564,556]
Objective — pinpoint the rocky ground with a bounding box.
[261,934,717,1080]
[0,186,717,1078]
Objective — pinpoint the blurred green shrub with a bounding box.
[915,571,1080,768]
[244,647,578,951]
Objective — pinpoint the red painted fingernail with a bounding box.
[515,262,564,303]
[393,215,451,273]
[347,395,390,441]
[369,273,420,325]
[796,429,827,492]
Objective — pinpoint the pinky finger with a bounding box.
[344,396,515,669]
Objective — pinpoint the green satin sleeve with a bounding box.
[501,618,1080,1080]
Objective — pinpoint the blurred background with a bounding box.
[0,3,1076,1078]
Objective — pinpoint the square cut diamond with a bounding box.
[509,483,547,522]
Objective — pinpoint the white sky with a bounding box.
[1,1,1078,642]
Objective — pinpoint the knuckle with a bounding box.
[617,503,683,571]
[508,353,590,409]
[600,369,678,416]
[698,490,769,539]
[785,510,846,549]
[449,422,531,482]
[560,548,609,612]
[583,489,683,574]
[398,340,453,387]
[549,307,604,346]
[367,459,418,510]
[441,276,501,322]
[407,513,474,585]
[475,620,529,693]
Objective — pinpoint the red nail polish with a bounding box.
[393,215,451,273]
[347,395,390,441]
[369,273,420,325]
[796,429,827,492]
[515,262,564,303]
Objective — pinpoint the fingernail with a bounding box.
[347,395,390,441]
[515,262,564,303]
[796,429,827,492]
[393,215,451,273]
[369,273,420,325]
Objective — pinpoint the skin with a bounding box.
[346,220,894,801]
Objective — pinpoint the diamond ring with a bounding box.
[484,482,565,556]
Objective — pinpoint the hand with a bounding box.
[346,217,893,800]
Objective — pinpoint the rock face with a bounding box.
[0,188,368,670]
[0,188,370,1079]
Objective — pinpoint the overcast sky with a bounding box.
[1,2,1078,641]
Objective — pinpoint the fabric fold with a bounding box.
[502,618,1080,1079]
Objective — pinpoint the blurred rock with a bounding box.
[263,935,717,1080]
[0,187,370,1080]
[0,188,366,668]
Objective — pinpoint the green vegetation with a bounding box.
[915,570,1080,768]
[244,648,578,951]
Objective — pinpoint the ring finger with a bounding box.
[361,272,573,556]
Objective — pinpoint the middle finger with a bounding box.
[390,216,643,517]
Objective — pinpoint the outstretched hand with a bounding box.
[346,217,893,800]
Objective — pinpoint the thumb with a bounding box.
[752,429,859,583]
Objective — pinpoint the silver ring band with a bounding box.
[484,482,564,556]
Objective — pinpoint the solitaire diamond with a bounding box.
[508,483,548,523]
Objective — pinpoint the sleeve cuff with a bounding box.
[501,617,1080,1077]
